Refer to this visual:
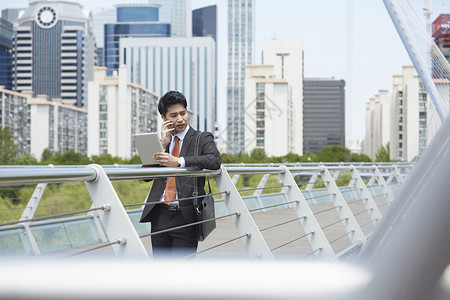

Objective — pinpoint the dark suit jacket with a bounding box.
[139,127,221,224]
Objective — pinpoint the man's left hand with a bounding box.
[153,152,179,167]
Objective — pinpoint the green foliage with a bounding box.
[15,153,38,165]
[315,145,352,162]
[0,126,19,164]
[41,149,53,162]
[221,146,372,164]
[375,143,391,162]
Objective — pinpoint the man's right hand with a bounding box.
[161,119,175,148]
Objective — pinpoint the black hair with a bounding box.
[158,91,188,116]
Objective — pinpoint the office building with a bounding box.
[1,8,26,26]
[104,4,170,75]
[365,90,391,160]
[227,0,255,154]
[12,0,96,107]
[28,94,88,158]
[0,18,13,90]
[262,40,304,155]
[119,36,216,132]
[192,5,216,41]
[0,87,29,155]
[303,78,345,153]
[92,8,115,66]
[150,0,192,37]
[192,4,217,128]
[87,66,159,158]
[244,65,289,156]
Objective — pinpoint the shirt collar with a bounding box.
[173,125,190,142]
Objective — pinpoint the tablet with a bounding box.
[133,132,164,166]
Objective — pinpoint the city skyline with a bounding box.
[1,0,449,142]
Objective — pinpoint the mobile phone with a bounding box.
[163,117,174,132]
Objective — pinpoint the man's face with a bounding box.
[163,103,188,134]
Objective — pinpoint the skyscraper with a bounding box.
[12,0,96,107]
[119,36,216,132]
[227,0,254,154]
[192,5,216,41]
[104,4,170,76]
[0,18,13,90]
[303,78,346,153]
[193,5,217,130]
[150,0,192,37]
[92,7,115,66]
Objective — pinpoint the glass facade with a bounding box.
[117,6,158,22]
[0,18,13,90]
[192,5,217,41]
[303,79,346,153]
[13,2,95,108]
[104,6,170,75]
[227,0,254,154]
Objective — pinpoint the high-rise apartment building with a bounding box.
[12,0,96,107]
[432,14,450,64]
[0,18,13,90]
[87,66,159,158]
[262,40,303,155]
[365,90,391,160]
[303,78,345,153]
[119,37,216,133]
[389,66,420,161]
[104,4,170,76]
[244,65,289,156]
[28,95,88,158]
[150,0,192,37]
[227,0,254,154]
[0,88,29,155]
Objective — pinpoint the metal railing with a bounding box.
[0,162,410,260]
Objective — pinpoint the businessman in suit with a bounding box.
[140,91,221,258]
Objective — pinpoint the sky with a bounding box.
[1,0,449,141]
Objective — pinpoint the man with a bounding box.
[140,91,221,258]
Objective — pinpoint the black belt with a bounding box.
[162,204,181,212]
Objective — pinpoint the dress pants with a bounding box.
[150,204,198,259]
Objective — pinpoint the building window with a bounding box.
[256,139,264,147]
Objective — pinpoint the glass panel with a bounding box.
[259,193,289,211]
[242,196,260,212]
[32,224,70,253]
[0,229,26,255]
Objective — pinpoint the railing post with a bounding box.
[18,183,47,255]
[85,164,148,259]
[279,166,336,260]
[253,173,269,210]
[214,165,274,260]
[350,166,382,224]
[321,166,366,245]
[371,165,395,204]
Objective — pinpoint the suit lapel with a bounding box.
[180,127,196,157]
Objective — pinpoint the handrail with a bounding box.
[0,167,97,187]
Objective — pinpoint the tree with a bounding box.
[375,143,390,162]
[41,148,53,163]
[15,153,38,165]
[315,145,352,162]
[0,126,19,164]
